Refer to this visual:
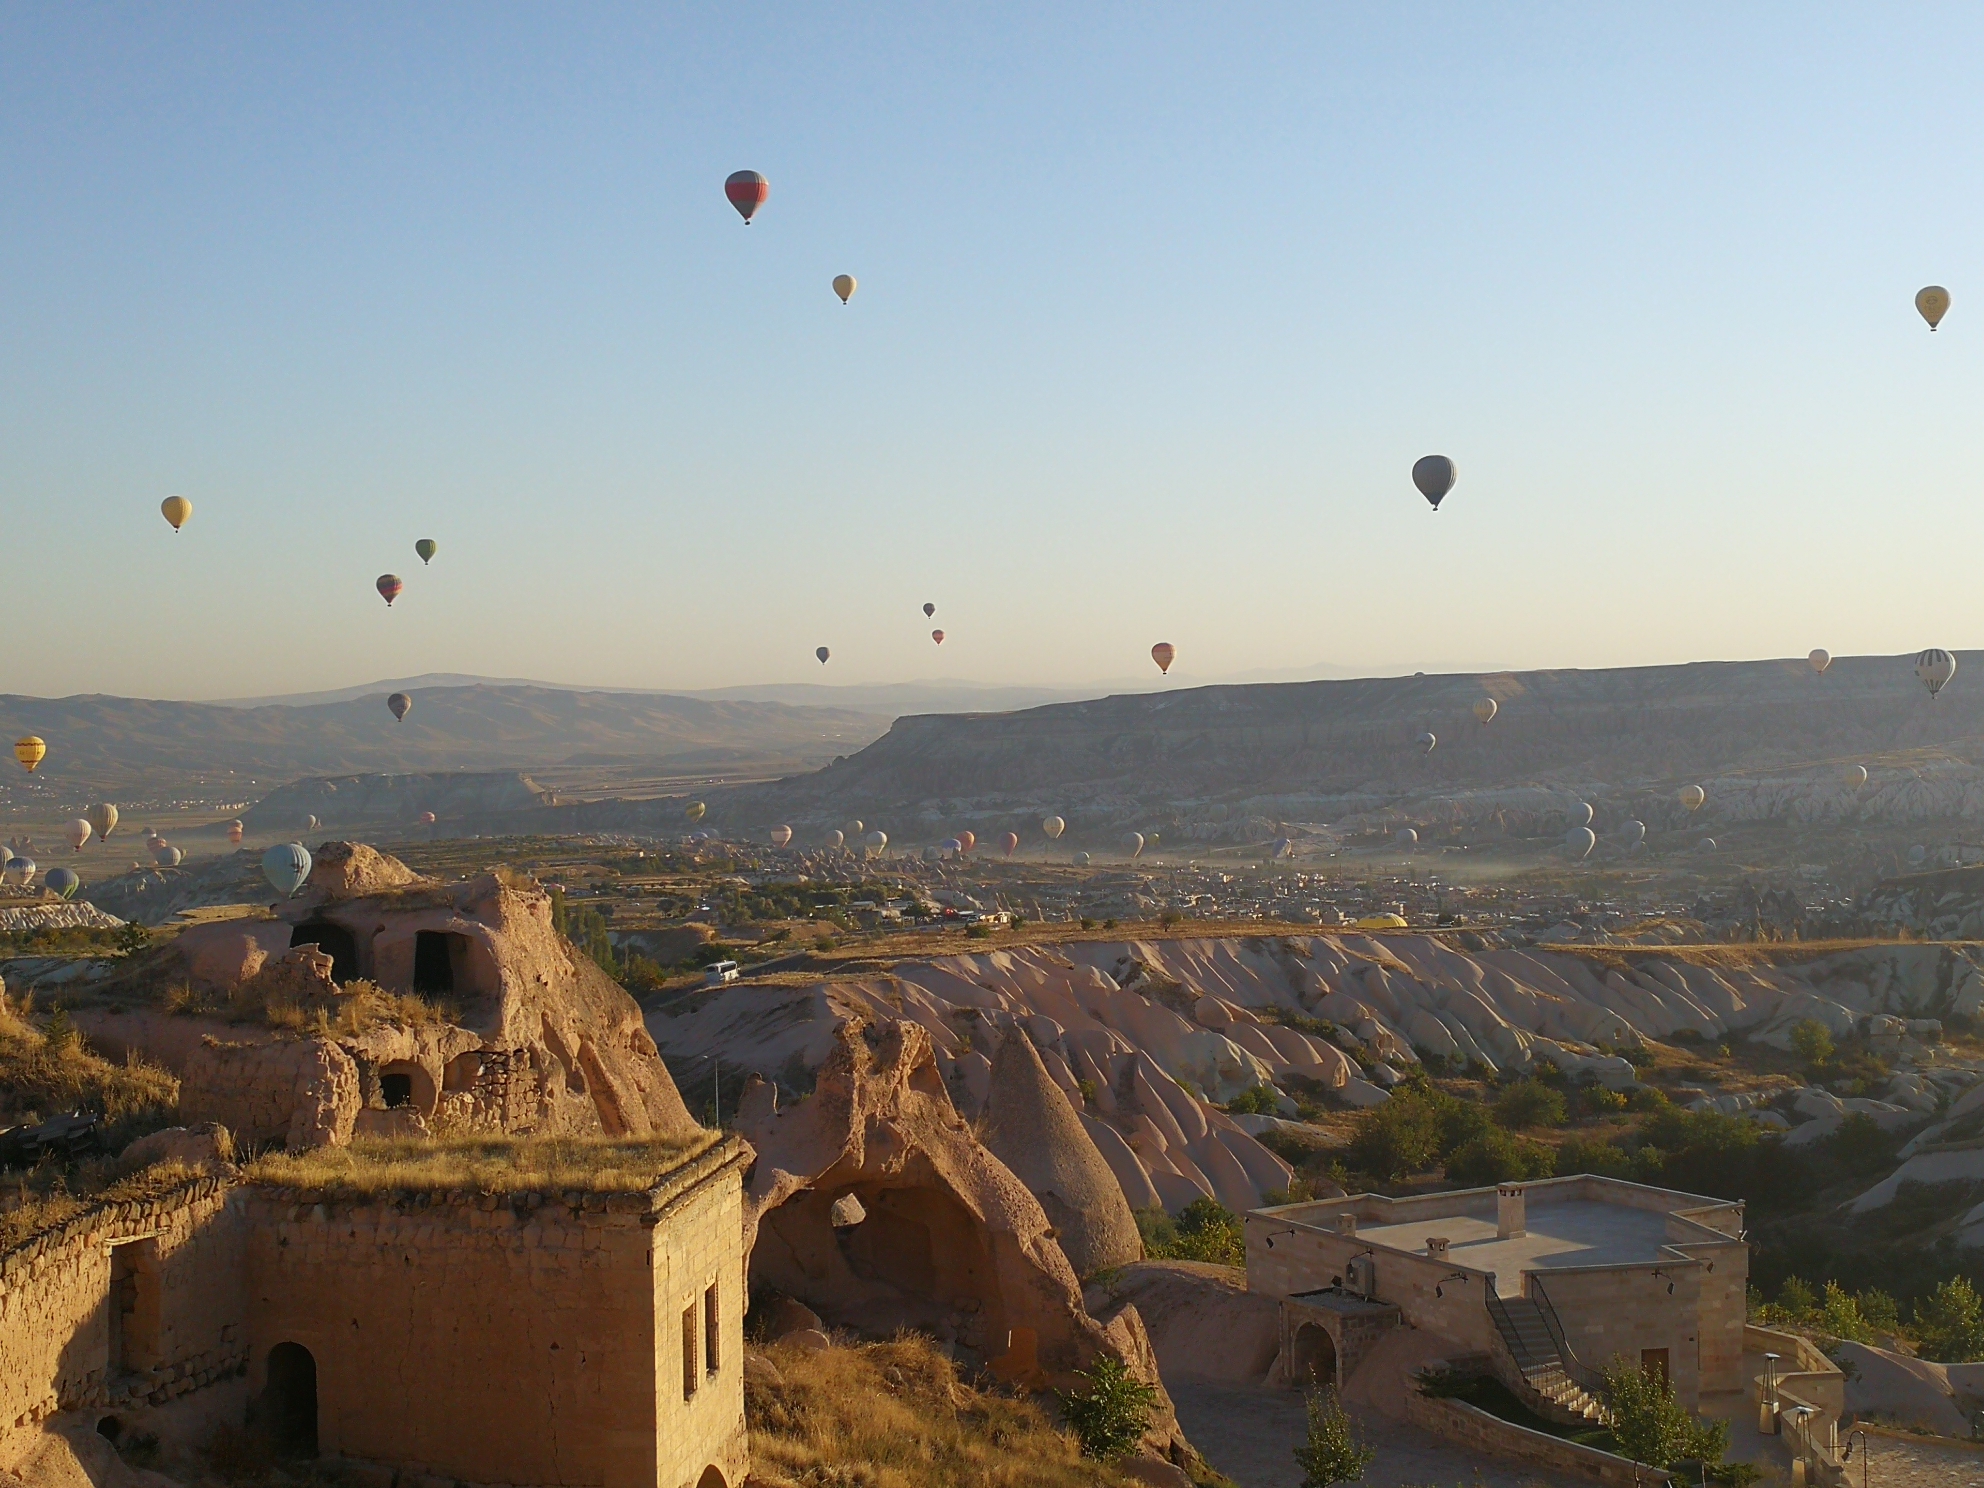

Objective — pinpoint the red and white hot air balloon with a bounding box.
[376,574,404,607]
[724,170,768,223]
[771,825,793,847]
[418,811,437,825]
[1001,832,1019,856]
[227,820,244,845]
[1151,642,1176,674]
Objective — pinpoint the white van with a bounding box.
[704,960,740,986]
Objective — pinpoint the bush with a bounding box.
[1444,1128,1555,1186]
[1581,1084,1629,1116]
[1224,1084,1281,1116]
[1494,1079,1568,1130]
[1135,1199,1246,1267]
[1789,1018,1835,1070]
[1345,1091,1442,1180]
[1555,1136,1632,1179]
[1818,1281,1874,1343]
[1601,1357,1732,1470]
[1055,1356,1156,1462]
[1914,1276,1984,1362]
[1293,1386,1374,1487]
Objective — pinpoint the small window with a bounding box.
[682,1303,698,1399]
[704,1283,720,1377]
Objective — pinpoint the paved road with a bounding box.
[1845,1431,1984,1488]
[1172,1381,1579,1488]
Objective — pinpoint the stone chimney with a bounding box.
[1336,1213,1357,1237]
[1426,1236,1450,1259]
[1497,1184,1527,1239]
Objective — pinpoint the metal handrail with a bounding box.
[1526,1276,1608,1398]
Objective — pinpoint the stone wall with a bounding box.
[244,1138,749,1488]
[181,1037,360,1150]
[1401,1389,1670,1487]
[1528,1263,1705,1409]
[0,1174,245,1465]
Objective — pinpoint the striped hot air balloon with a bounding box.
[725,170,768,222]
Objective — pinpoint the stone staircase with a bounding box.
[1487,1294,1611,1426]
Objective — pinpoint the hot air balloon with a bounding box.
[861,829,888,857]
[1072,851,1092,867]
[1473,697,1498,724]
[1916,648,1957,698]
[1395,827,1418,849]
[939,838,961,858]
[771,825,793,847]
[144,832,163,851]
[262,842,312,898]
[1621,820,1647,847]
[86,803,118,842]
[14,737,46,774]
[418,811,437,825]
[377,574,403,607]
[1809,649,1831,675]
[415,539,437,565]
[1845,764,1868,788]
[1918,286,1951,331]
[826,830,844,849]
[387,692,412,723]
[1151,642,1175,675]
[833,274,856,304]
[228,819,244,844]
[931,630,945,645]
[923,602,936,617]
[1412,456,1457,510]
[5,856,33,888]
[303,814,320,832]
[45,867,79,900]
[1416,731,1437,755]
[956,830,975,854]
[1271,837,1294,860]
[1697,838,1718,852]
[844,820,865,838]
[1570,801,1594,828]
[160,496,193,533]
[1566,826,1596,859]
[66,819,91,852]
[1122,832,1144,858]
[685,802,706,822]
[1042,816,1065,839]
[155,845,182,868]
[1001,832,1019,856]
[816,646,831,665]
[1680,785,1706,812]
[725,170,768,223]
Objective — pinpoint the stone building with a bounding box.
[0,1134,751,1488]
[1246,1175,1748,1418]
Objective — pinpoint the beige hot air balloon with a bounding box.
[1918,285,1951,331]
[227,819,245,844]
[160,496,193,533]
[1808,648,1831,674]
[66,819,92,852]
[770,825,793,847]
[86,803,118,842]
[1472,697,1498,724]
[1679,784,1707,812]
[832,274,857,304]
[1041,815,1065,839]
[1151,642,1176,675]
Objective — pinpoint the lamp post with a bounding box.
[1760,1351,1781,1435]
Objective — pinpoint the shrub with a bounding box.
[1555,1136,1632,1179]
[1494,1079,1568,1130]
[1293,1386,1374,1487]
[1135,1199,1245,1267]
[1818,1282,1874,1343]
[1581,1084,1629,1116]
[1224,1084,1281,1116]
[1055,1356,1156,1462]
[1914,1276,1984,1362]
[1345,1091,1442,1180]
[1444,1128,1555,1186]
[1601,1357,1732,1470]
[1789,1018,1835,1070]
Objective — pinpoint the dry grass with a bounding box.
[164,975,455,1035]
[0,992,178,1134]
[0,1158,203,1255]
[747,1335,1140,1488]
[244,1130,720,1195]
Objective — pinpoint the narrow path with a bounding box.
[1171,1381,1578,1488]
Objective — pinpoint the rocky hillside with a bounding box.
[709,653,1984,839]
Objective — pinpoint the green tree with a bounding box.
[1915,1276,1984,1362]
[1554,1136,1632,1178]
[1789,1018,1835,1070]
[1773,1276,1818,1324]
[1818,1282,1873,1343]
[1601,1358,1730,1470]
[1293,1386,1375,1488]
[1225,1083,1281,1116]
[1494,1078,1568,1130]
[1056,1356,1156,1462]
[1346,1090,1443,1179]
[1443,1128,1555,1186]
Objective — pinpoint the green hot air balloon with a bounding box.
[415,539,438,565]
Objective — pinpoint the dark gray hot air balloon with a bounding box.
[1412,455,1457,511]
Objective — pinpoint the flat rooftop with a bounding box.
[1358,1199,1676,1295]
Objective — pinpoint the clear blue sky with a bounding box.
[3,4,1980,699]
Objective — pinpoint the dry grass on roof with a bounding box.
[244,1129,721,1196]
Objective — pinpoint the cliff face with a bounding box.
[713,652,1984,836]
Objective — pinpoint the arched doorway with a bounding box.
[695,1469,726,1488]
[1290,1323,1337,1390]
[290,921,357,984]
[261,1342,318,1457]
[413,930,459,993]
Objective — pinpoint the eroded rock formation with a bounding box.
[736,1019,1186,1457]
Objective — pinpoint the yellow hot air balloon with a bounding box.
[1679,784,1706,812]
[160,496,193,532]
[832,274,857,304]
[1918,285,1951,331]
[685,801,706,822]
[1472,697,1498,724]
[14,736,46,774]
[86,802,118,842]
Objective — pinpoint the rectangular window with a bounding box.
[704,1282,720,1377]
[682,1302,699,1399]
